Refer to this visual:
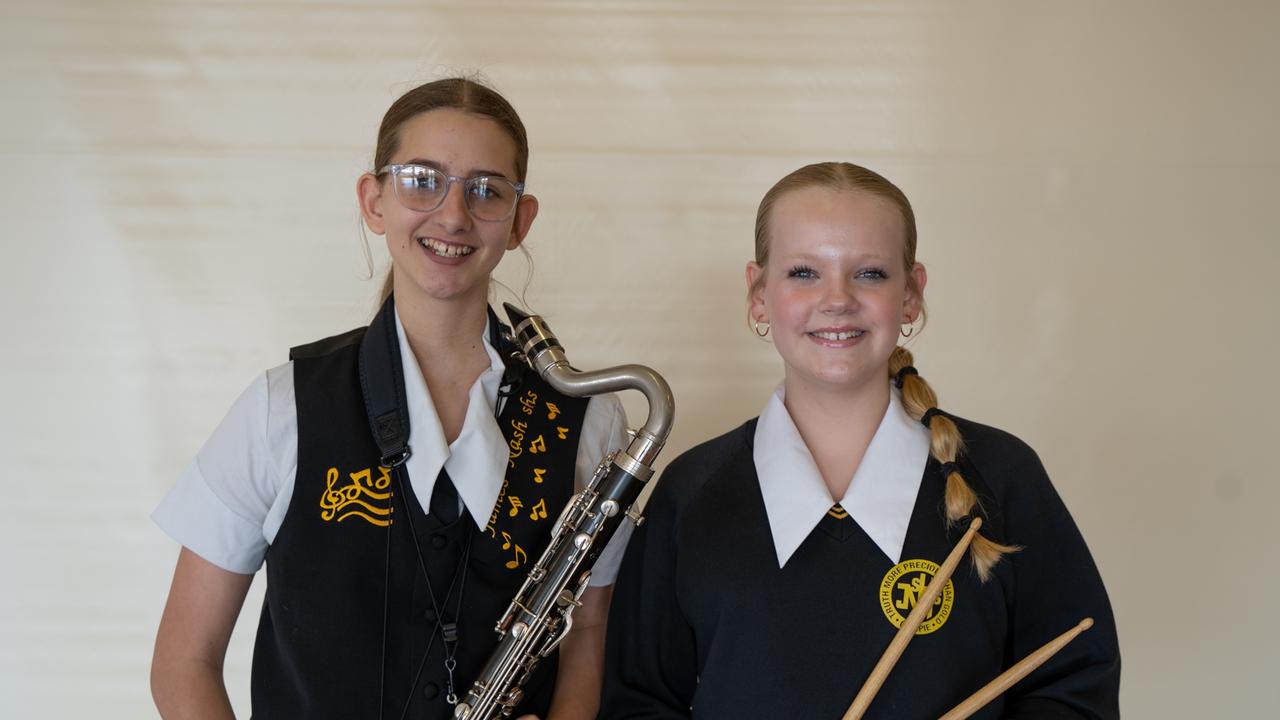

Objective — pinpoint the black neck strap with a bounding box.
[359,295,412,468]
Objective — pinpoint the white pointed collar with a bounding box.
[394,307,510,530]
[753,382,931,568]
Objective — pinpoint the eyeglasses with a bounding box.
[377,164,525,222]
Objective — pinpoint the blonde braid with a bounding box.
[889,347,1018,581]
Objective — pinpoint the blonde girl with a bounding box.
[599,162,1119,719]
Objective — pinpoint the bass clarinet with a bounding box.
[454,304,675,720]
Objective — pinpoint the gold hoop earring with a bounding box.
[900,321,915,338]
[753,320,770,338]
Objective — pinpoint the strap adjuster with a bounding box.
[380,446,412,469]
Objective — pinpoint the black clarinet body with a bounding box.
[453,304,674,720]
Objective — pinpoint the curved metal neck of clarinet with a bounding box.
[502,303,674,468]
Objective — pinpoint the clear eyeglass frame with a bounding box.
[377,163,525,222]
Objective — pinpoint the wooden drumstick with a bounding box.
[842,517,983,720]
[937,617,1094,720]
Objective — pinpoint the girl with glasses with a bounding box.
[599,162,1120,718]
[151,77,630,720]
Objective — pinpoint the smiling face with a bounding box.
[748,186,926,399]
[358,107,538,306]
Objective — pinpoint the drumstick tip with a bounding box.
[1078,617,1094,631]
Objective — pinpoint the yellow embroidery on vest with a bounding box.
[486,475,509,538]
[879,558,955,635]
[508,418,528,467]
[545,401,560,420]
[827,504,850,520]
[518,390,538,415]
[319,466,393,526]
[500,531,528,569]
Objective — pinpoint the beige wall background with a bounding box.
[2,0,1277,717]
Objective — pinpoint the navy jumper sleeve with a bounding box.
[965,423,1121,719]
[599,456,699,719]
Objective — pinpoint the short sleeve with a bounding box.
[575,393,633,587]
[151,365,295,574]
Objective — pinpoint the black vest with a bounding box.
[250,300,590,719]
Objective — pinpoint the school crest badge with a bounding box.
[879,558,954,635]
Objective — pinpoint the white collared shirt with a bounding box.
[394,308,512,529]
[153,312,630,584]
[753,382,931,568]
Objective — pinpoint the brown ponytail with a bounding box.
[890,346,1018,580]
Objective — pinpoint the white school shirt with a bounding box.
[753,382,931,568]
[153,310,632,586]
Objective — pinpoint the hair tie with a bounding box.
[894,365,918,389]
[938,461,960,478]
[920,407,945,428]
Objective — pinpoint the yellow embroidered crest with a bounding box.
[879,558,955,635]
[319,466,393,526]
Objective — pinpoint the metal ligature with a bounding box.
[453,304,675,720]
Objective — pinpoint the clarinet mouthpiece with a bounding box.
[502,302,531,329]
[502,302,564,366]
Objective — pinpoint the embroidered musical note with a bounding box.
[529,435,546,453]
[545,402,560,420]
[507,496,524,517]
[532,468,547,484]
[507,546,527,569]
[529,498,548,521]
[501,531,527,569]
[556,426,570,440]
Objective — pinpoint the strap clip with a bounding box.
[380,446,412,469]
